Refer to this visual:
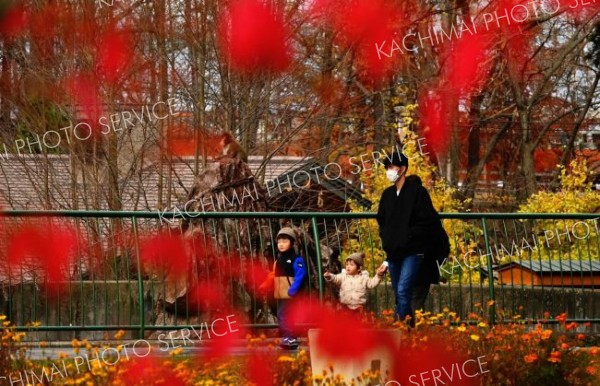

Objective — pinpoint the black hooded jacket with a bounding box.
[376,175,449,284]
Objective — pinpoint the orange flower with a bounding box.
[566,322,578,331]
[541,330,553,340]
[586,366,598,375]
[555,313,568,323]
[524,353,538,363]
[521,334,532,342]
[577,334,585,340]
[560,343,569,350]
[590,347,599,355]
[548,351,561,363]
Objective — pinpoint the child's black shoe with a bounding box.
[280,337,299,350]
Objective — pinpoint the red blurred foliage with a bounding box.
[96,27,134,85]
[492,0,528,29]
[200,312,248,360]
[391,334,480,386]
[28,3,61,43]
[188,280,228,313]
[287,297,392,359]
[7,220,78,295]
[246,352,276,386]
[563,0,600,22]
[418,89,452,154]
[286,296,329,336]
[165,124,225,159]
[218,0,292,75]
[505,27,536,80]
[17,2,144,121]
[332,0,393,45]
[64,74,103,130]
[422,28,494,157]
[0,2,27,38]
[119,356,186,386]
[166,122,196,156]
[242,259,271,291]
[315,309,380,360]
[416,0,541,156]
[64,17,98,53]
[313,0,404,84]
[139,231,190,282]
[442,33,493,96]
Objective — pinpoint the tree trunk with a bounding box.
[155,0,169,208]
[522,142,537,196]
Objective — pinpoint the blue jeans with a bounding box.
[388,254,424,324]
[277,299,294,338]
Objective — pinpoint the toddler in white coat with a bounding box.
[324,253,386,312]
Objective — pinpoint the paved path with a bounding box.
[19,339,308,360]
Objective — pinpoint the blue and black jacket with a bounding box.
[275,249,307,297]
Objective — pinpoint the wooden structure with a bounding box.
[267,160,371,212]
[496,260,600,287]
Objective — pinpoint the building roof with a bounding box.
[267,160,372,209]
[0,154,74,209]
[0,154,370,210]
[497,260,600,274]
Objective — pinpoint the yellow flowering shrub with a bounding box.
[519,158,598,213]
[518,158,600,261]
[0,315,28,379]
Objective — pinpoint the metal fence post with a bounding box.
[131,217,145,338]
[310,216,324,301]
[481,217,496,324]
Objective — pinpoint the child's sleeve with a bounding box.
[258,271,274,294]
[288,256,307,297]
[326,272,343,285]
[366,272,382,289]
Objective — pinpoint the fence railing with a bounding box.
[0,211,599,340]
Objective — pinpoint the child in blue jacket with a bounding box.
[273,227,307,349]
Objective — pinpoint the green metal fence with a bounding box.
[0,211,599,340]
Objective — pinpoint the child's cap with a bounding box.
[276,227,296,242]
[346,252,364,267]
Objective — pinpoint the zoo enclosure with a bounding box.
[0,211,599,340]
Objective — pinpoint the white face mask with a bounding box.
[386,169,400,182]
